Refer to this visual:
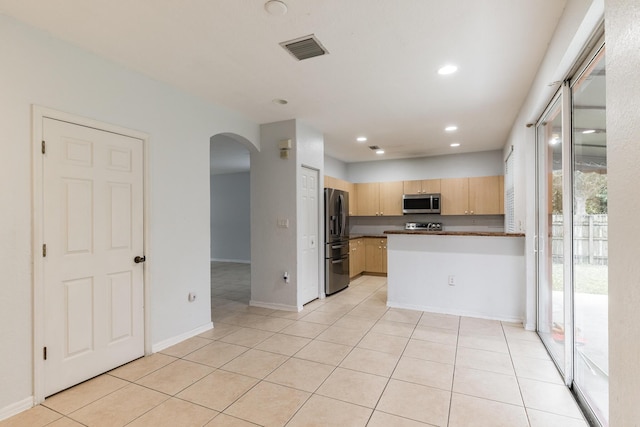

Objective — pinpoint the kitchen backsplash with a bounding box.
[349,214,505,235]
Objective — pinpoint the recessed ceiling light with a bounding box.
[450,143,460,147]
[272,98,288,105]
[445,126,458,132]
[264,0,288,15]
[438,64,458,75]
[582,129,596,134]
[357,136,367,142]
[376,149,385,155]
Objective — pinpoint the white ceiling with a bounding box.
[0,0,568,164]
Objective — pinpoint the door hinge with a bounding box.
[42,244,47,257]
[43,346,47,360]
[42,140,46,154]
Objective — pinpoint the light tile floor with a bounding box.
[2,264,590,427]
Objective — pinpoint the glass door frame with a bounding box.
[535,85,574,385]
[535,35,607,426]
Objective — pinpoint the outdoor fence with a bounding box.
[552,214,608,265]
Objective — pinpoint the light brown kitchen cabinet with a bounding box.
[347,182,358,216]
[499,175,504,214]
[364,237,387,274]
[403,179,441,194]
[349,238,365,278]
[441,176,502,215]
[355,181,403,216]
[324,175,336,189]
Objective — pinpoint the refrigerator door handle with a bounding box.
[337,193,344,236]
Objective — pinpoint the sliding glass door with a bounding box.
[536,42,607,426]
[537,95,566,370]
[572,49,607,423]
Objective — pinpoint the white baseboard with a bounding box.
[151,322,213,353]
[211,258,250,264]
[0,396,34,422]
[386,301,524,324]
[250,300,300,312]
[524,322,536,331]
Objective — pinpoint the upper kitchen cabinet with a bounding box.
[347,182,358,215]
[441,176,503,215]
[403,179,441,194]
[355,181,403,216]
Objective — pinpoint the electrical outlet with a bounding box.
[448,275,455,286]
[277,218,290,228]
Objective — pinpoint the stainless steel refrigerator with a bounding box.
[324,188,350,295]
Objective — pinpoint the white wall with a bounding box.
[296,121,325,305]
[210,172,251,263]
[0,15,259,415]
[323,154,347,180]
[606,1,640,424]
[387,235,525,322]
[503,0,603,330]
[251,120,298,310]
[347,150,504,183]
[250,120,324,310]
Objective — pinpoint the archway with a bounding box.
[210,133,256,307]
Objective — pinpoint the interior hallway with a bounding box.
[1,264,589,426]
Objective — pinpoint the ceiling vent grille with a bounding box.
[280,34,328,61]
[368,145,380,150]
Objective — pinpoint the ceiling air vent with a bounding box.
[280,34,328,61]
[368,145,380,150]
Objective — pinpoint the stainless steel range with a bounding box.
[405,222,443,231]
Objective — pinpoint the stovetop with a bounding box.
[405,222,443,231]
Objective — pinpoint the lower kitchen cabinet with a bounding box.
[364,237,387,274]
[349,238,365,278]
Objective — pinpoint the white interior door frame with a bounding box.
[31,105,152,404]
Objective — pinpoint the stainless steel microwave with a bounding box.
[402,193,441,214]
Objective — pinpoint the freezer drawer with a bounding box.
[325,241,349,260]
[325,255,349,295]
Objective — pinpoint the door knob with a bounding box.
[134,256,146,264]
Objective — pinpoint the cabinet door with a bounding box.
[364,238,384,273]
[357,239,366,274]
[379,181,403,216]
[421,179,441,194]
[347,182,358,216]
[441,178,469,215]
[324,175,336,189]
[349,240,356,279]
[499,175,505,214]
[355,183,380,216]
[381,239,388,274]
[403,180,422,194]
[469,176,500,215]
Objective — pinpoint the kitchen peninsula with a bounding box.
[384,230,525,322]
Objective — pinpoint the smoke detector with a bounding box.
[280,35,329,61]
[264,0,287,15]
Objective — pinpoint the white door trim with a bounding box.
[31,105,152,404]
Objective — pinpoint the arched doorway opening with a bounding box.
[210,133,255,308]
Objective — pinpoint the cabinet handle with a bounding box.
[470,210,474,214]
[465,210,468,215]
[380,212,383,215]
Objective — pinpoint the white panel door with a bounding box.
[299,167,319,305]
[42,118,144,397]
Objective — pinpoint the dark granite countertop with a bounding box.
[384,230,525,237]
[349,235,387,240]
